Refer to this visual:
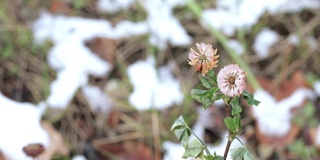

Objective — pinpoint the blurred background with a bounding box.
[0,0,320,159]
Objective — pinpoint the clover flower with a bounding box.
[188,42,219,75]
[217,64,246,97]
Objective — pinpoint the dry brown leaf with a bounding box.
[94,140,154,160]
[0,151,7,160]
[50,0,71,14]
[85,37,118,65]
[39,121,69,160]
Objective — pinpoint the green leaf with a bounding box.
[242,90,260,106]
[191,87,219,109]
[191,89,207,102]
[243,149,253,160]
[224,117,237,133]
[205,152,225,160]
[73,0,87,10]
[230,97,242,116]
[199,75,213,88]
[171,115,191,149]
[212,93,225,102]
[182,139,204,158]
[205,154,224,160]
[204,87,219,108]
[224,116,241,134]
[234,114,242,132]
[303,102,315,118]
[205,155,214,160]
[214,156,225,160]
[231,146,252,160]
[207,70,215,78]
[199,70,216,88]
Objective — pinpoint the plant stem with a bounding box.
[235,137,245,145]
[223,98,233,160]
[190,128,213,157]
[186,0,261,91]
[224,140,232,160]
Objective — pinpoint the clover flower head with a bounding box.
[188,42,219,75]
[217,64,246,97]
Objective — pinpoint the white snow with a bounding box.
[32,11,189,108]
[127,56,183,110]
[288,34,299,45]
[214,99,225,107]
[32,12,152,109]
[72,155,87,160]
[0,93,49,160]
[97,0,191,49]
[252,89,315,137]
[316,125,320,145]
[201,0,320,36]
[142,0,191,49]
[288,34,318,49]
[82,85,112,114]
[314,81,320,96]
[228,39,244,55]
[97,0,134,13]
[253,28,279,59]
[274,0,320,13]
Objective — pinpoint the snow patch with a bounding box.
[82,85,112,114]
[314,81,320,96]
[252,89,315,137]
[288,34,318,49]
[97,0,134,13]
[72,155,87,160]
[316,125,320,145]
[201,0,320,36]
[228,39,244,55]
[97,0,192,49]
[142,0,191,49]
[0,93,49,160]
[253,28,279,59]
[288,34,299,45]
[32,12,151,109]
[127,56,183,110]
[45,37,111,108]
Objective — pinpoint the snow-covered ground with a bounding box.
[0,0,320,159]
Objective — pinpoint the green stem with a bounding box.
[235,137,245,146]
[186,0,261,91]
[187,126,213,157]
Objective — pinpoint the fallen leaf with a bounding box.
[50,0,71,14]
[85,37,118,65]
[39,121,69,160]
[94,140,154,160]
